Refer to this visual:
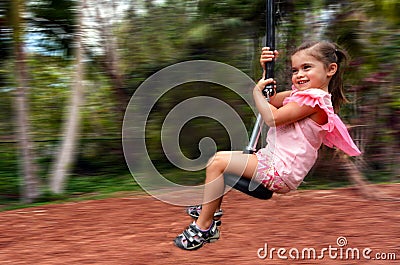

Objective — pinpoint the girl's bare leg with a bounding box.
[195,151,258,230]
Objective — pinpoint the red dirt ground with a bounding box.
[0,184,399,265]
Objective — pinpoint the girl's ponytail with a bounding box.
[329,45,349,112]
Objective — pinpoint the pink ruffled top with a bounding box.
[258,86,361,190]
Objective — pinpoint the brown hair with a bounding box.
[292,41,349,112]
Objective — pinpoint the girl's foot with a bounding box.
[186,205,223,220]
[173,220,220,250]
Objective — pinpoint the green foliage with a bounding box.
[28,56,71,137]
[0,144,19,202]
[119,3,190,80]
[198,0,265,21]
[0,1,12,87]
[145,82,253,182]
[66,174,139,195]
[0,81,13,136]
[28,0,76,56]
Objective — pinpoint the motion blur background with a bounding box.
[0,0,399,206]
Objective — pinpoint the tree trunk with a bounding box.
[95,1,128,116]
[50,1,85,194]
[12,0,41,203]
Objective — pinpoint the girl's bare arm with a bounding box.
[254,79,319,127]
[268,90,291,108]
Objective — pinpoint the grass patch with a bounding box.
[2,166,399,212]
[0,173,143,212]
[66,173,140,194]
[162,169,206,186]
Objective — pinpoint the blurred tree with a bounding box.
[82,0,129,115]
[120,0,192,87]
[0,1,14,139]
[50,0,85,194]
[28,0,76,57]
[188,0,265,79]
[10,0,41,203]
[0,0,12,86]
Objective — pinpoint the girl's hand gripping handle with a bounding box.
[260,47,278,99]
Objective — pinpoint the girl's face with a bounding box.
[291,50,337,92]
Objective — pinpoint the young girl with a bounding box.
[173,41,361,250]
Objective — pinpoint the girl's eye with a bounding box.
[303,65,311,70]
[292,69,298,74]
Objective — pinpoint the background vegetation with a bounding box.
[0,0,399,208]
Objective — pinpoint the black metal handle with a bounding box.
[262,0,275,98]
[262,83,275,98]
[229,0,277,199]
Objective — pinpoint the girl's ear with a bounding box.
[327,63,338,77]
